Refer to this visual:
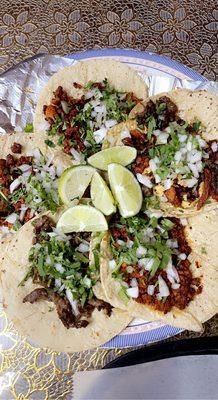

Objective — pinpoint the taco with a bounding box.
[100,211,218,331]
[0,213,131,352]
[34,59,148,162]
[103,89,218,217]
[0,132,72,240]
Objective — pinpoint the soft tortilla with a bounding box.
[104,89,218,217]
[34,58,148,133]
[100,230,218,332]
[0,217,131,352]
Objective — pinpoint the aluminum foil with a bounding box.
[0,54,218,135]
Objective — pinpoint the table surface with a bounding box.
[0,1,217,399]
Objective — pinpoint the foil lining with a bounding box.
[0,54,217,399]
[0,54,218,135]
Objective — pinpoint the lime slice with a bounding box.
[58,166,95,205]
[108,163,142,217]
[88,146,137,171]
[57,205,108,233]
[91,171,116,216]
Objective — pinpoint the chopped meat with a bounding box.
[63,139,71,155]
[34,215,53,235]
[11,142,22,154]
[73,82,83,89]
[0,200,8,215]
[122,137,134,147]
[44,105,58,121]
[24,208,33,223]
[165,187,182,207]
[0,159,6,168]
[52,293,76,328]
[16,156,33,166]
[88,298,113,316]
[170,219,191,254]
[132,155,149,174]
[6,154,15,167]
[156,96,178,129]
[14,198,25,212]
[130,129,147,151]
[111,226,129,242]
[23,288,50,304]
[197,168,212,210]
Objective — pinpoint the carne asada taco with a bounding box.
[34,59,148,162]
[0,132,72,239]
[103,89,218,217]
[100,211,218,331]
[0,213,131,352]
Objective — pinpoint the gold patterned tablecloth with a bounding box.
[0,1,218,398]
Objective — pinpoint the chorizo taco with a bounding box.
[0,132,72,240]
[0,213,131,352]
[34,59,148,162]
[100,210,218,331]
[103,89,218,217]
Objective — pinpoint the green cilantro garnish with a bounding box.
[45,139,56,148]
[24,123,33,133]
[201,247,207,255]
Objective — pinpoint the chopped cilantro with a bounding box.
[118,286,129,305]
[192,120,201,132]
[45,139,56,148]
[24,123,33,133]
[201,247,207,255]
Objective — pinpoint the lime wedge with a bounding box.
[88,146,137,171]
[57,205,108,233]
[91,171,116,216]
[58,166,95,205]
[108,163,142,217]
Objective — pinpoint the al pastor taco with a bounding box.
[0,214,131,352]
[0,132,72,240]
[103,89,218,217]
[34,59,148,162]
[100,211,218,331]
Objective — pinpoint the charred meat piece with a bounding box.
[129,129,148,151]
[88,298,113,316]
[52,293,76,329]
[6,154,15,167]
[73,82,83,89]
[11,142,22,154]
[197,168,212,210]
[0,200,9,216]
[156,96,178,129]
[132,154,149,174]
[122,137,134,147]
[169,219,191,255]
[23,288,51,304]
[164,186,182,207]
[34,215,53,235]
[16,156,33,166]
[44,105,58,121]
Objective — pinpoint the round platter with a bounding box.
[67,48,205,348]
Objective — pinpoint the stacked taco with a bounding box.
[0,58,217,352]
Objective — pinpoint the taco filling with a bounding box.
[43,80,141,160]
[0,143,62,238]
[108,212,202,313]
[123,97,217,211]
[22,215,112,328]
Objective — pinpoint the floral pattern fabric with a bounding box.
[0,0,217,80]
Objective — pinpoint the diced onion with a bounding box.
[76,243,90,253]
[166,239,178,249]
[178,253,187,260]
[54,263,65,274]
[156,133,169,144]
[188,163,199,178]
[211,142,218,152]
[185,177,198,188]
[136,245,147,258]
[149,159,157,173]
[180,218,188,226]
[164,179,172,190]
[66,288,79,316]
[158,276,170,298]
[55,278,61,288]
[19,164,32,172]
[126,240,134,248]
[5,213,18,224]
[138,257,154,270]
[83,277,91,288]
[10,177,21,193]
[109,259,117,270]
[105,119,117,128]
[126,266,134,273]
[136,174,153,188]
[147,285,155,296]
[121,129,131,140]
[178,134,187,143]
[70,148,82,162]
[117,239,126,246]
[126,286,139,298]
[93,127,107,144]
[130,278,138,287]
[172,283,180,290]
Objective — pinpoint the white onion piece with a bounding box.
[55,278,61,288]
[187,150,202,163]
[19,207,28,222]
[93,127,107,144]
[164,179,172,190]
[166,239,178,249]
[185,177,198,188]
[156,133,169,144]
[178,253,187,260]
[5,213,18,224]
[94,104,106,114]
[54,263,65,274]
[83,277,91,288]
[85,90,95,99]
[196,135,207,148]
[33,148,41,161]
[211,142,218,152]
[174,151,182,162]
[109,259,117,270]
[126,266,134,273]
[9,177,21,193]
[46,256,52,265]
[188,163,199,178]
[136,245,147,258]
[70,148,82,162]
[126,286,139,298]
[61,101,70,114]
[138,257,154,270]
[158,276,170,297]
[126,240,134,249]
[154,174,161,183]
[19,164,32,172]
[178,134,187,143]
[130,278,138,287]
[147,285,155,296]
[59,284,65,293]
[187,141,192,151]
[105,119,117,128]
[33,197,42,204]
[145,210,163,218]
[166,260,180,283]
[172,283,180,290]
[66,289,79,316]
[149,159,157,172]
[136,174,153,188]
[117,239,126,246]
[180,218,188,226]
[121,129,131,140]
[76,243,90,253]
